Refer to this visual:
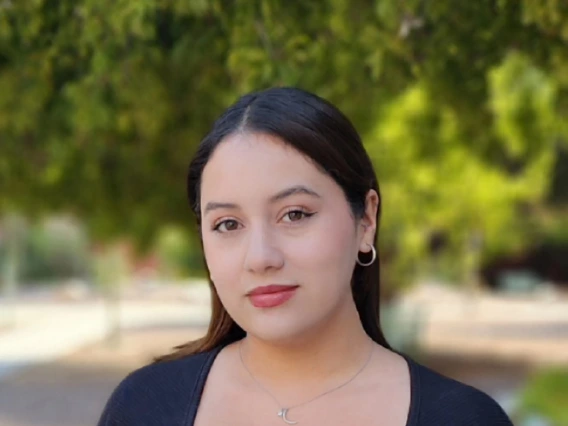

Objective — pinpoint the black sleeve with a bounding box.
[410,361,514,426]
[95,351,214,426]
[428,384,514,425]
[97,378,128,426]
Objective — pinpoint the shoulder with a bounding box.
[405,356,514,426]
[97,348,219,426]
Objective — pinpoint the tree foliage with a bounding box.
[1,0,566,285]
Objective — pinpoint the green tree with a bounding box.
[1,0,566,287]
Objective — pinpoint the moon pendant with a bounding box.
[278,408,298,425]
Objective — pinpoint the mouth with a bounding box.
[246,284,299,308]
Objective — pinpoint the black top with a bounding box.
[97,345,514,425]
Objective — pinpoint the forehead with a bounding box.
[200,132,330,202]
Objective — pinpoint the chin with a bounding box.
[236,312,325,346]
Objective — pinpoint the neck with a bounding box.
[239,299,374,393]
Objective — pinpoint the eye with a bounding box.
[213,219,241,233]
[282,209,315,223]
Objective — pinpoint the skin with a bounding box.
[195,132,410,425]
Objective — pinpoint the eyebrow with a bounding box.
[203,185,321,215]
[270,185,321,203]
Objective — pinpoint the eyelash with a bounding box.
[212,208,316,233]
[282,208,316,224]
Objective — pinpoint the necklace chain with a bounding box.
[238,339,375,416]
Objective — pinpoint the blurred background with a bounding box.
[0,1,567,425]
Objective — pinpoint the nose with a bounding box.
[243,225,285,274]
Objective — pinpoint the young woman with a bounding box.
[97,87,513,425]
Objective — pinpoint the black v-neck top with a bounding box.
[97,345,514,425]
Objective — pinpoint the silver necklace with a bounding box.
[238,340,374,425]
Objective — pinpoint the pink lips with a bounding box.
[247,284,299,308]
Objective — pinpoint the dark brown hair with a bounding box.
[156,87,390,362]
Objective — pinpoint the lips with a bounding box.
[247,284,299,308]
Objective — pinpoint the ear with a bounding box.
[358,189,379,253]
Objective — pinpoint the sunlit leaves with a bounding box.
[489,52,558,159]
[0,0,566,276]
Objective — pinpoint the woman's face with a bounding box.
[200,132,376,343]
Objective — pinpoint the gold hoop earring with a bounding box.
[356,244,376,267]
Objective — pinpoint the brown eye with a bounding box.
[287,211,305,222]
[224,220,239,230]
[214,219,240,232]
[283,210,314,223]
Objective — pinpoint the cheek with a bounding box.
[289,212,357,279]
[202,237,241,290]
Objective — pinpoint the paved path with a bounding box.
[401,285,568,366]
[0,284,211,380]
[0,326,207,426]
[2,282,567,380]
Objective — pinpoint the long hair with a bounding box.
[155,87,390,362]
